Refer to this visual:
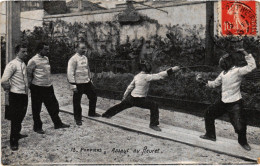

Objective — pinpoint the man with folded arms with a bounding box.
[1,44,29,151]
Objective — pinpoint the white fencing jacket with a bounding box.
[1,57,28,94]
[208,54,256,103]
[123,71,168,98]
[67,53,91,88]
[27,54,52,87]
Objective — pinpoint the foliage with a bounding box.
[93,72,134,92]
[20,20,210,73]
[21,27,74,73]
[213,35,260,67]
[17,20,259,109]
[43,20,209,70]
[93,70,220,103]
[93,71,259,110]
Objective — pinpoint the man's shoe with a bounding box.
[54,123,70,129]
[76,121,82,126]
[10,140,18,151]
[200,134,216,141]
[18,134,28,139]
[34,129,45,134]
[10,144,18,151]
[240,143,251,151]
[89,113,101,117]
[101,114,112,119]
[149,125,162,131]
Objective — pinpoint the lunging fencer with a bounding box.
[196,49,256,151]
[27,42,70,134]
[102,61,180,131]
[1,44,29,151]
[67,42,100,126]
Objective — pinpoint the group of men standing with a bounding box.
[1,40,256,153]
[1,42,99,151]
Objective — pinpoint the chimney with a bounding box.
[78,0,83,11]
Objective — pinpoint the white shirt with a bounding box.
[1,57,28,94]
[67,53,91,89]
[123,71,168,98]
[27,54,52,87]
[208,54,256,103]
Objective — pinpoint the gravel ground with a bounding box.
[1,74,259,165]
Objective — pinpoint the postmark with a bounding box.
[221,1,257,36]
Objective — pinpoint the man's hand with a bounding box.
[1,83,11,92]
[28,83,32,90]
[196,74,203,82]
[172,66,180,72]
[72,87,78,93]
[196,74,207,86]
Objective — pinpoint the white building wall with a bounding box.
[21,9,44,31]
[43,2,208,43]
[0,2,6,36]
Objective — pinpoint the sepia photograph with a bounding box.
[0,0,260,165]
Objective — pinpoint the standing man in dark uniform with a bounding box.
[1,44,29,150]
[27,42,70,134]
[67,42,100,126]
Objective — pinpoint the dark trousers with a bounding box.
[204,99,248,145]
[30,84,62,130]
[102,95,159,126]
[8,92,28,143]
[73,82,97,121]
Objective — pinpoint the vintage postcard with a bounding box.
[0,0,260,165]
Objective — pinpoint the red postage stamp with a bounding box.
[221,0,257,36]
